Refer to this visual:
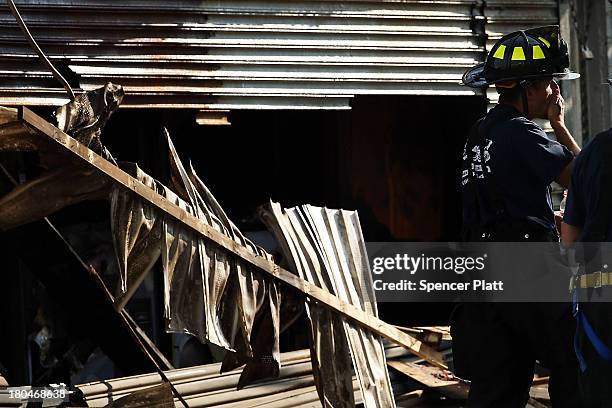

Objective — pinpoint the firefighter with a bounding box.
[562,127,612,407]
[452,26,584,407]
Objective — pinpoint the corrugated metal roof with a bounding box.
[484,0,559,106]
[0,0,484,109]
[484,0,559,46]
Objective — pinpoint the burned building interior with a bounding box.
[0,94,484,390]
[0,0,579,406]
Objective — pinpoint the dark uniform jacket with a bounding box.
[461,104,573,240]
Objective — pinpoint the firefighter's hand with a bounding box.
[547,80,565,128]
[554,210,564,236]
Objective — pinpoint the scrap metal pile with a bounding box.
[0,87,553,407]
[74,345,428,407]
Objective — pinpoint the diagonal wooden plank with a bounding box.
[16,106,446,369]
[389,361,551,406]
[387,360,468,400]
[529,385,550,402]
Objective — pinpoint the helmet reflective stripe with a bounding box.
[461,25,578,88]
[538,36,551,48]
[533,45,546,60]
[493,44,506,59]
[511,47,526,61]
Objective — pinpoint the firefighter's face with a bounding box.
[526,79,554,119]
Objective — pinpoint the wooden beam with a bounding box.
[531,376,549,386]
[387,360,468,400]
[17,106,445,369]
[394,325,443,347]
[0,107,17,126]
[389,361,550,407]
[529,385,550,402]
[527,397,549,408]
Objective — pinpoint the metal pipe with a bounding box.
[179,375,317,408]
[77,346,413,406]
[83,361,315,406]
[77,349,311,397]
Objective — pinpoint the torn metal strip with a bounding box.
[307,207,395,408]
[263,203,354,407]
[108,131,283,385]
[260,202,395,408]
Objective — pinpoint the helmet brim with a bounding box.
[554,71,580,81]
[461,65,580,88]
[462,63,488,88]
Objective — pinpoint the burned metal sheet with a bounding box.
[0,84,122,231]
[1,96,282,374]
[307,207,395,408]
[109,130,282,386]
[166,134,282,384]
[54,82,124,164]
[260,202,395,408]
[110,162,164,298]
[163,135,233,350]
[260,202,354,408]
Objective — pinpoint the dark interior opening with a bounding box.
[102,94,487,326]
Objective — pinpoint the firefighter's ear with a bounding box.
[523,82,542,100]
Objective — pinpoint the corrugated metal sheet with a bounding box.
[484,0,559,105]
[484,0,559,47]
[0,0,483,109]
[260,202,395,408]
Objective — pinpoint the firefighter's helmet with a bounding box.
[463,25,579,88]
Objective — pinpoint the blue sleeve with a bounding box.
[510,119,573,185]
[563,157,585,227]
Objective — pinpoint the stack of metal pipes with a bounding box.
[75,345,423,407]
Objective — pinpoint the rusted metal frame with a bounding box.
[122,309,174,371]
[17,106,445,369]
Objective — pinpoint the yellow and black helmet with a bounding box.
[463,25,579,88]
